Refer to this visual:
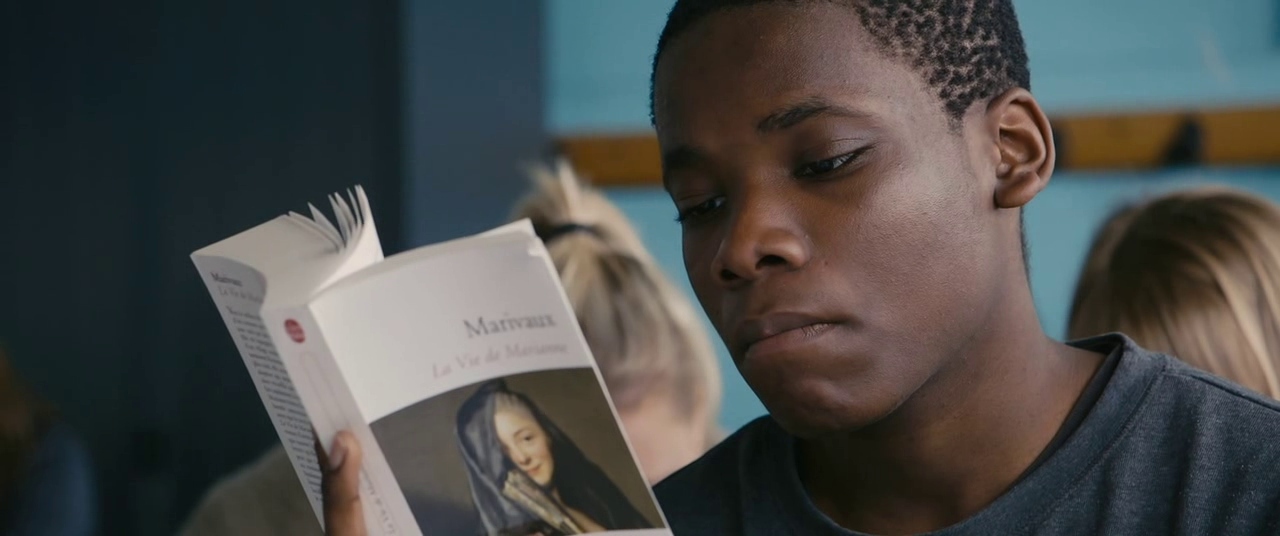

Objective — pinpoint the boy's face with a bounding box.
[654,3,1019,436]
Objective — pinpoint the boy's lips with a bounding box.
[736,312,841,360]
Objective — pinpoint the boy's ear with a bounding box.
[985,88,1055,209]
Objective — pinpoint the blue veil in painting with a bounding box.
[454,380,652,535]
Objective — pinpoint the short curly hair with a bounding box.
[650,0,1031,126]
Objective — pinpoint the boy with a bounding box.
[322,1,1280,534]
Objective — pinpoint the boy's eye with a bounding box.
[795,146,871,178]
[675,196,726,224]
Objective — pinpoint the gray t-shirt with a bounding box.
[654,334,1280,535]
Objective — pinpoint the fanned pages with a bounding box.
[286,211,341,252]
[328,190,360,244]
[191,185,670,536]
[306,203,344,248]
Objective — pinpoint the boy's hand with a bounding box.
[316,431,366,536]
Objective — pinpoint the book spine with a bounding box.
[190,256,330,525]
[262,304,422,536]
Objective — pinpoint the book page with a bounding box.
[190,256,326,524]
[305,232,671,536]
[314,234,595,419]
[262,307,410,536]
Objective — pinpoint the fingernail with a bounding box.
[329,435,348,471]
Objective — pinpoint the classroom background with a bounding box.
[4,1,1279,534]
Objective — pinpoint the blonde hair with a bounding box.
[510,160,723,433]
[1069,186,1280,399]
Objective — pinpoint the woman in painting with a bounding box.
[455,380,652,536]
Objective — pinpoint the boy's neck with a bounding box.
[796,286,1104,534]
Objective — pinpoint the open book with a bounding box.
[191,187,670,536]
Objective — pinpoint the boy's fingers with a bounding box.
[320,431,366,536]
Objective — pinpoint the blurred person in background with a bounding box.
[179,161,724,535]
[1070,186,1280,399]
[0,345,96,536]
[514,159,725,481]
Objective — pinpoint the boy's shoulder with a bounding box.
[1107,336,1280,448]
[654,416,781,534]
[1120,347,1280,469]
[652,337,1280,534]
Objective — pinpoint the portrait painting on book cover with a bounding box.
[370,367,664,535]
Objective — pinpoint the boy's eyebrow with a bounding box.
[661,144,701,185]
[661,98,871,187]
[757,97,869,133]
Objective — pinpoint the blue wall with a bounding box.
[547,0,1280,430]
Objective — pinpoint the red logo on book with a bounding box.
[285,319,305,343]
